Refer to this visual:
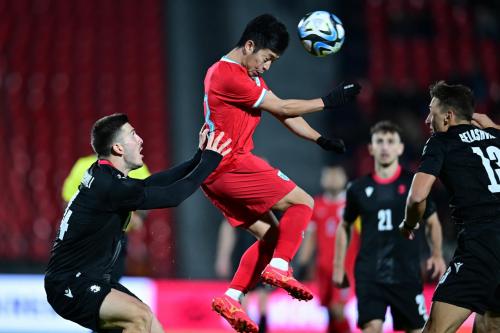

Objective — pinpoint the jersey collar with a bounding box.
[98,159,114,167]
[220,56,241,65]
[372,165,402,184]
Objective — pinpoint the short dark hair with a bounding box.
[236,14,289,55]
[370,120,403,140]
[429,81,474,121]
[91,113,129,157]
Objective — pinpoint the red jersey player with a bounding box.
[298,166,357,333]
[201,14,361,333]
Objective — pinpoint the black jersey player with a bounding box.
[334,121,446,333]
[401,82,500,332]
[44,114,231,333]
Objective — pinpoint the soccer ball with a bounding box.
[297,11,345,57]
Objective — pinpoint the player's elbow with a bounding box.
[406,191,427,206]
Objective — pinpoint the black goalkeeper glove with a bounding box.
[321,81,361,109]
[316,136,346,154]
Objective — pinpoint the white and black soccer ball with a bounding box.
[297,11,345,57]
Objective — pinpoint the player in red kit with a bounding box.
[202,14,361,333]
[298,166,358,333]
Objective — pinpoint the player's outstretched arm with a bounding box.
[295,226,316,280]
[424,212,447,280]
[214,220,236,279]
[275,115,346,153]
[144,126,210,186]
[260,81,361,117]
[333,220,351,288]
[400,172,436,240]
[138,132,231,210]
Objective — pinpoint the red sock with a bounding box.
[230,239,275,293]
[329,318,350,333]
[274,204,313,262]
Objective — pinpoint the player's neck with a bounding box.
[106,156,130,177]
[324,190,344,201]
[225,48,243,65]
[374,162,400,180]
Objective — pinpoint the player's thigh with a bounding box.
[99,288,152,330]
[387,283,427,331]
[45,274,112,331]
[422,301,471,333]
[433,234,499,315]
[355,281,387,329]
[272,185,314,211]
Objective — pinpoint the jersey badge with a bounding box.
[398,184,406,195]
[90,285,101,293]
[64,288,73,298]
[454,262,463,273]
[365,186,373,197]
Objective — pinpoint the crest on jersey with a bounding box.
[365,186,373,197]
[90,285,101,293]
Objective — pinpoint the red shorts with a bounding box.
[316,266,351,306]
[202,154,296,227]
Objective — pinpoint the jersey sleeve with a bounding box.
[418,135,446,176]
[343,184,359,224]
[212,70,267,109]
[108,178,146,211]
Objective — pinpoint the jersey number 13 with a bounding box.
[472,146,500,193]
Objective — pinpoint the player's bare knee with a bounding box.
[128,303,153,332]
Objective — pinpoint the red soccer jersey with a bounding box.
[311,194,346,271]
[203,57,269,181]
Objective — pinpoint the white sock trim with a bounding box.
[269,258,288,271]
[225,288,243,303]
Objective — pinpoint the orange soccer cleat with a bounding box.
[212,294,259,333]
[261,264,313,301]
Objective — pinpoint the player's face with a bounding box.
[426,97,448,134]
[244,45,279,77]
[118,123,144,170]
[321,167,347,194]
[369,132,404,167]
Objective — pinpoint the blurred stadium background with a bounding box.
[0,0,498,332]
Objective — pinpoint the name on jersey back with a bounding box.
[458,128,496,143]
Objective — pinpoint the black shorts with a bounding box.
[45,272,139,331]
[355,281,427,330]
[433,222,500,315]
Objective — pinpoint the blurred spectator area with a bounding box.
[330,0,500,174]
[0,0,173,276]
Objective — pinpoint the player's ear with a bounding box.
[111,143,124,156]
[368,143,374,156]
[244,40,255,54]
[444,109,454,125]
[398,142,405,156]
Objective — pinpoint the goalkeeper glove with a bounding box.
[316,136,346,154]
[322,81,361,109]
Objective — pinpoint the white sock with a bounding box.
[269,258,288,271]
[225,288,243,303]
